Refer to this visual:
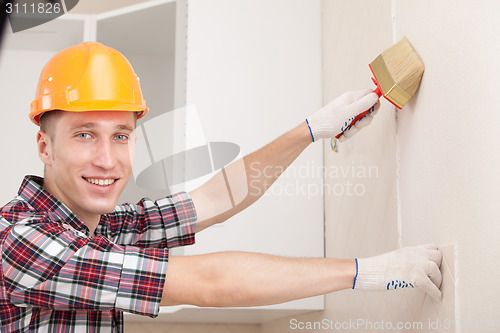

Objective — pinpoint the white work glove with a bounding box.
[306,90,380,142]
[353,244,443,301]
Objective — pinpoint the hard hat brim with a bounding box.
[30,102,148,126]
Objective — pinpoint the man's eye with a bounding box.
[115,135,128,141]
[77,133,91,139]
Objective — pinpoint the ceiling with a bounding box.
[69,0,154,14]
[3,0,177,56]
[96,1,176,56]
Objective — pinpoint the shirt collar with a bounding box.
[18,175,90,234]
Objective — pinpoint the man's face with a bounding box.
[38,111,137,222]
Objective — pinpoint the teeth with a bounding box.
[85,178,116,186]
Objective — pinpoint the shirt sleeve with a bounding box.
[1,216,168,317]
[105,192,197,248]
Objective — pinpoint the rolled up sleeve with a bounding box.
[157,192,197,248]
[1,218,168,318]
[108,192,197,248]
[115,246,168,316]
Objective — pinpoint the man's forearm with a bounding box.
[161,252,356,307]
[190,121,312,231]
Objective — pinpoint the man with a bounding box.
[0,42,442,332]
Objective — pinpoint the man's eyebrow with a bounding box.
[69,123,97,131]
[68,123,134,132]
[116,124,134,132]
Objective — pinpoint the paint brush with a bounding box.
[335,36,425,140]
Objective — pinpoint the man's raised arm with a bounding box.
[189,121,311,232]
[189,90,380,232]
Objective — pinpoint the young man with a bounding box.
[0,42,442,332]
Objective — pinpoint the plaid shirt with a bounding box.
[0,176,197,332]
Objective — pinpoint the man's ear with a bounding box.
[37,130,52,166]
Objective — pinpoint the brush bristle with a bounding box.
[382,36,424,97]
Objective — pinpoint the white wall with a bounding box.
[262,1,500,332]
[183,0,324,258]
[0,49,51,204]
[396,0,500,329]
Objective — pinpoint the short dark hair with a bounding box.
[39,110,63,138]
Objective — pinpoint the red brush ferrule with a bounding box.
[372,77,383,98]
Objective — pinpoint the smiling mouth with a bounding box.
[83,177,118,186]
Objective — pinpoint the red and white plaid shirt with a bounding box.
[0,176,197,332]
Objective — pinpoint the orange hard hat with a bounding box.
[30,42,148,126]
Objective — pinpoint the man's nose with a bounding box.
[93,139,116,169]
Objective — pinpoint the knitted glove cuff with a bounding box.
[352,257,386,291]
[306,109,347,142]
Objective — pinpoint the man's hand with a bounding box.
[353,244,443,301]
[306,90,380,142]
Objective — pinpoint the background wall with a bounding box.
[0,49,50,204]
[262,0,500,332]
[395,0,500,331]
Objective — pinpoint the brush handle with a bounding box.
[334,83,383,140]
